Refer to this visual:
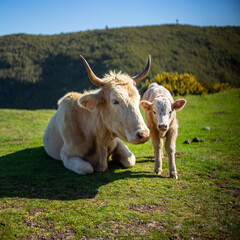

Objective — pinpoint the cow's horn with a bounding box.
[80,55,103,86]
[132,55,151,83]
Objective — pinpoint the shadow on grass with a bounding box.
[136,156,155,163]
[0,147,161,200]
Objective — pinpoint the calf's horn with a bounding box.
[80,55,104,86]
[132,55,151,83]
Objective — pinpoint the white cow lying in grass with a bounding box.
[140,83,186,179]
[43,55,150,175]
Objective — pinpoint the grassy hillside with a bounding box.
[0,89,239,239]
[0,25,240,109]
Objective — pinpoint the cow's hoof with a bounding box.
[96,165,108,172]
[122,154,136,168]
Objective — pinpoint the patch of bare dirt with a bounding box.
[28,208,45,216]
[129,203,168,214]
[95,219,167,238]
[0,199,25,210]
[21,218,76,240]
[91,199,108,206]
[23,229,76,240]
[231,189,240,198]
[216,182,240,198]
[175,182,187,190]
[130,219,167,233]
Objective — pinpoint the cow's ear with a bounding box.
[172,99,187,111]
[140,100,152,111]
[77,93,99,111]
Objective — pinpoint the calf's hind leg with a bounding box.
[60,148,93,175]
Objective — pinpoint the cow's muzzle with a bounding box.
[132,129,150,144]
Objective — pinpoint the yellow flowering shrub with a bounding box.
[203,82,230,94]
[140,72,229,96]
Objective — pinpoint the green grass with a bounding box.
[0,89,240,239]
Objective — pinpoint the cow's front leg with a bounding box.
[60,148,93,175]
[165,128,178,179]
[151,131,163,174]
[96,148,108,172]
[110,138,136,168]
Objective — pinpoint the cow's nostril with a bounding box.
[137,133,143,139]
[136,129,150,140]
[133,130,149,144]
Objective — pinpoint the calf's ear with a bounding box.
[140,100,152,111]
[172,99,187,111]
[78,93,102,111]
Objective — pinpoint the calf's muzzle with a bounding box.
[158,124,168,132]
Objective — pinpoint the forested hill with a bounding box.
[0,25,239,109]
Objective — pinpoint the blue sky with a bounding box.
[0,0,239,36]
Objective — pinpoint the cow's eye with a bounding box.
[112,99,119,105]
[153,111,156,114]
[169,111,172,117]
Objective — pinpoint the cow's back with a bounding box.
[43,92,81,160]
[43,110,63,160]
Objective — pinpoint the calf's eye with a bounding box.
[153,111,156,114]
[112,99,119,105]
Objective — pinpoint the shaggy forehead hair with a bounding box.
[154,96,172,111]
[103,71,136,86]
[101,71,139,101]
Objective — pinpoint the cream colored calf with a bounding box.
[140,83,186,179]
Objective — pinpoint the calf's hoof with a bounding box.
[170,173,178,179]
[155,169,162,175]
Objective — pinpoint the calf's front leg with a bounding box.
[165,128,178,179]
[151,131,164,174]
